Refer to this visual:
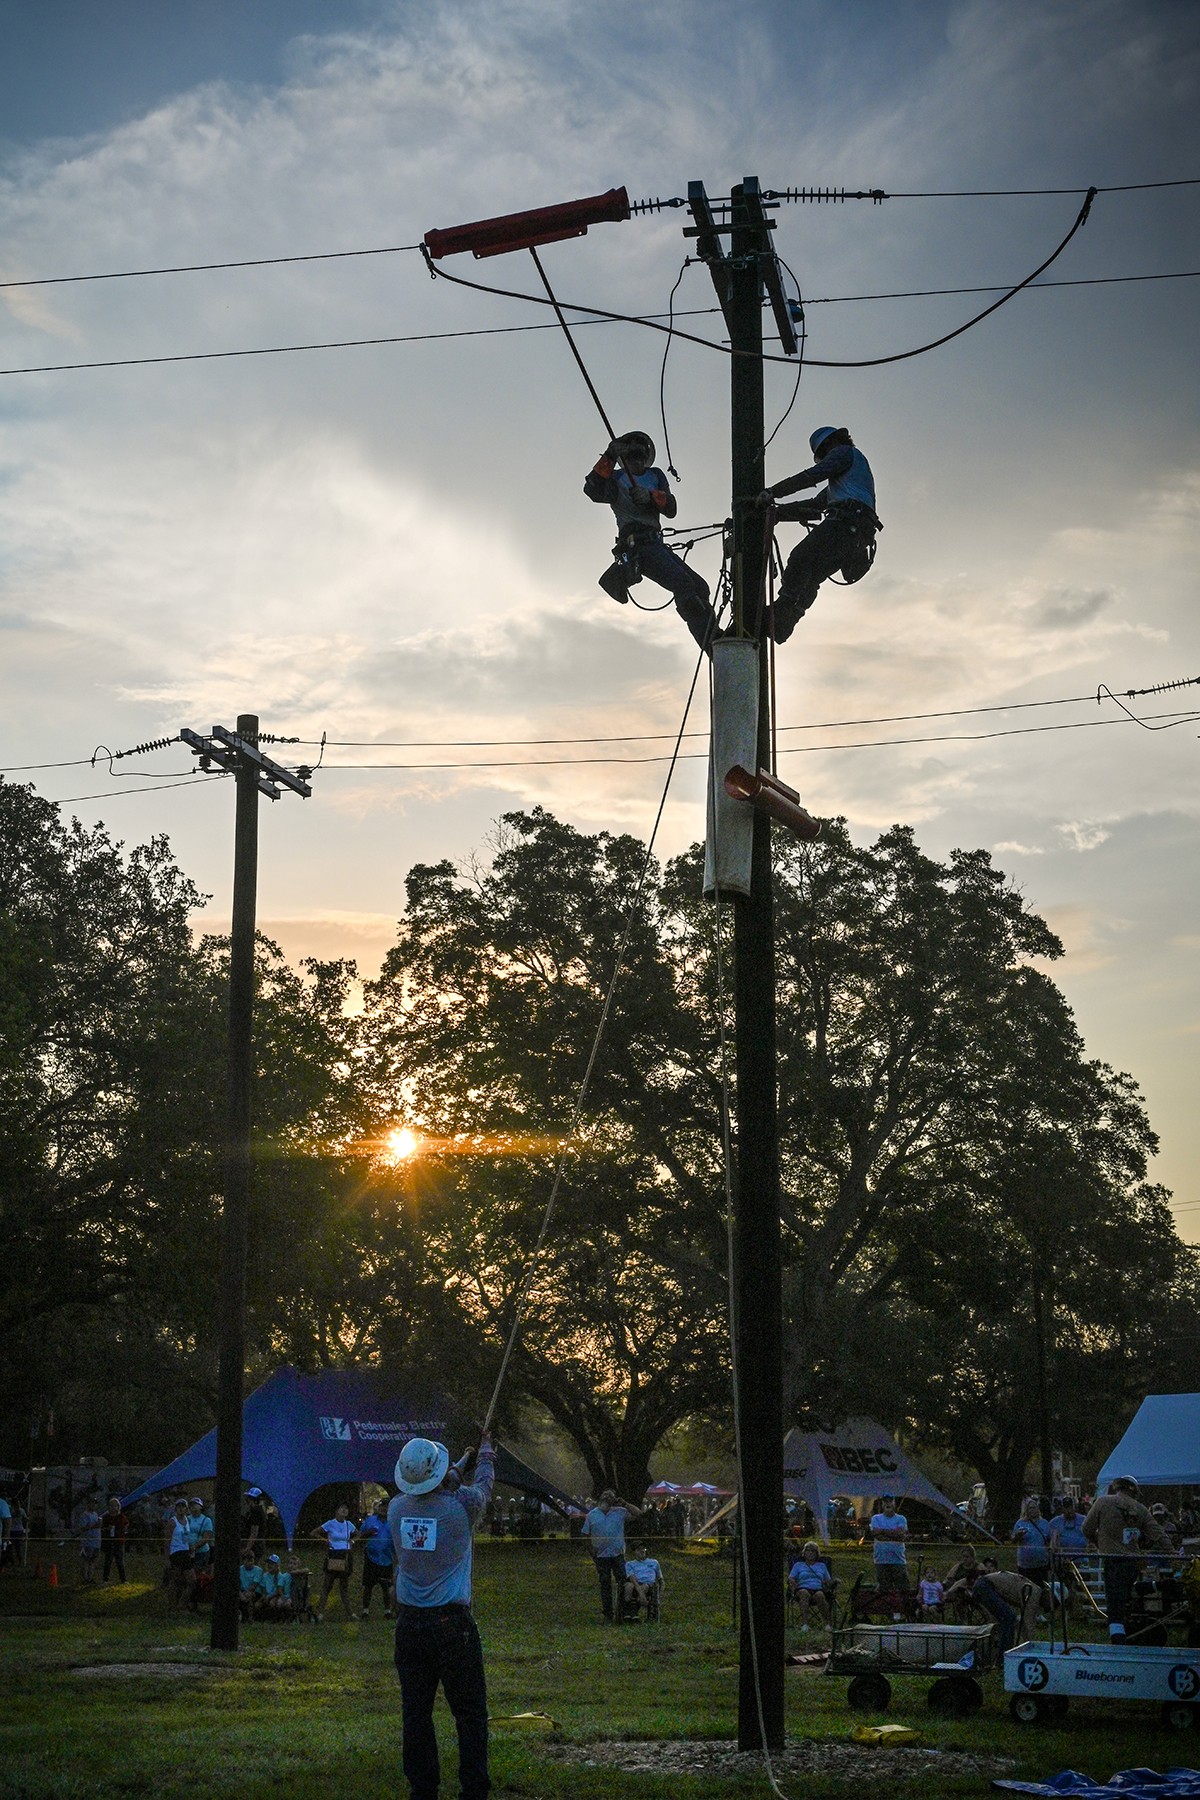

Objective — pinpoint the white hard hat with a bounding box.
[395,1438,450,1496]
[810,426,839,454]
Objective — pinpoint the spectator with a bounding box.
[165,1499,194,1610]
[1150,1502,1181,1549]
[239,1549,265,1621]
[582,1489,643,1624]
[78,1502,103,1587]
[917,1570,945,1620]
[0,1490,11,1569]
[241,1488,268,1559]
[1083,1477,1171,1639]
[1050,1497,1088,1556]
[186,1496,214,1574]
[100,1498,128,1585]
[358,1497,396,1621]
[8,1495,27,1568]
[869,1495,909,1593]
[259,1553,292,1618]
[315,1503,358,1622]
[1011,1497,1053,1586]
[623,1544,664,1621]
[787,1541,834,1630]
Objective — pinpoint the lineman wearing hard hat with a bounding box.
[585,431,723,651]
[757,426,881,639]
[388,1430,495,1800]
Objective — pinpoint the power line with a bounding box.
[8,680,1197,776]
[0,243,423,290]
[56,773,231,803]
[885,177,1200,197]
[4,268,1198,381]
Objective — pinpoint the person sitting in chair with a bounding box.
[258,1553,292,1619]
[787,1541,834,1631]
[622,1545,663,1621]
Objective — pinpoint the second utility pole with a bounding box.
[688,176,794,1752]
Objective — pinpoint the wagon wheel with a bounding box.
[927,1675,982,1718]
[1009,1693,1043,1724]
[1163,1701,1197,1732]
[847,1673,892,1712]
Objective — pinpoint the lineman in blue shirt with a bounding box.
[758,426,881,639]
[389,1430,495,1800]
[358,1496,395,1621]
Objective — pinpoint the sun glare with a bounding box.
[386,1127,419,1163]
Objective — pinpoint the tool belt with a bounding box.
[613,520,663,562]
[827,499,883,534]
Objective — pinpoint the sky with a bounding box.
[1,0,1198,1225]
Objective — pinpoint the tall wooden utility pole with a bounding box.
[182,718,312,1651]
[687,177,798,1752]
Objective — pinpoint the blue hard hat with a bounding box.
[810,426,839,454]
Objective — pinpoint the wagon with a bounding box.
[1004,1640,1200,1732]
[826,1622,996,1718]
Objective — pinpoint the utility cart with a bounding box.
[1005,1640,1200,1731]
[826,1623,996,1718]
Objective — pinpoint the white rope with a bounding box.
[481,633,714,1435]
[709,652,794,1800]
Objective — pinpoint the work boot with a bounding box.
[772,591,811,644]
[598,563,631,605]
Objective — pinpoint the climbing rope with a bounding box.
[526,244,616,437]
[480,623,721,1435]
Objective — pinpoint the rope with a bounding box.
[708,662,793,1800]
[480,631,715,1435]
[422,189,1098,370]
[527,246,615,438]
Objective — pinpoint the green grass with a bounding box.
[0,1540,1184,1798]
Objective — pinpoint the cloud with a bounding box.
[994,840,1044,855]
[1058,821,1112,852]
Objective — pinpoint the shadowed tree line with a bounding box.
[1,781,1195,1516]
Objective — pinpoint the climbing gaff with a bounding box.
[724,765,822,843]
[424,187,631,260]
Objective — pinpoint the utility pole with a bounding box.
[687,177,797,1753]
[182,718,312,1652]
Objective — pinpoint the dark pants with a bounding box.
[874,1562,909,1592]
[363,1559,394,1615]
[593,1553,626,1621]
[974,1577,1019,1653]
[102,1544,126,1582]
[601,538,719,650]
[394,1604,489,1800]
[776,508,875,639]
[1103,1557,1138,1631]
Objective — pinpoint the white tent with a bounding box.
[783,1417,959,1543]
[1097,1393,1200,1489]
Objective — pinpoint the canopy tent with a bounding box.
[121,1366,576,1545]
[1097,1393,1200,1489]
[646,1481,733,1499]
[783,1417,961,1544]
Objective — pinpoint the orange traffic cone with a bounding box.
[48,1564,58,1587]
[33,1557,42,1579]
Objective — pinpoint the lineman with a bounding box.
[757,426,881,640]
[585,431,722,650]
[389,1431,496,1800]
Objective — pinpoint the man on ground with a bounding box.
[358,1496,396,1621]
[389,1430,496,1800]
[869,1494,909,1594]
[582,1488,643,1623]
[623,1544,664,1622]
[1083,1477,1171,1639]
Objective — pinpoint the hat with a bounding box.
[810,425,840,455]
[246,1487,263,1498]
[267,1554,280,1564]
[189,1496,204,1505]
[395,1438,450,1496]
[880,1493,896,1502]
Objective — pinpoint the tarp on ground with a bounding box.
[783,1417,960,1544]
[121,1366,576,1544]
[1097,1393,1200,1489]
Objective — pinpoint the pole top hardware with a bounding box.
[724,765,822,842]
[181,726,312,800]
[686,177,797,356]
[424,187,630,261]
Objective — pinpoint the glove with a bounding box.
[754,489,775,509]
[605,438,625,460]
[629,484,653,508]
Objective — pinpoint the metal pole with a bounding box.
[729,181,786,1752]
[210,714,259,1652]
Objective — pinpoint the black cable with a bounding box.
[658,260,691,479]
[0,243,424,290]
[885,178,1200,197]
[421,189,1100,370]
[4,266,1197,381]
[57,773,230,803]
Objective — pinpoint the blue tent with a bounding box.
[122,1365,576,1544]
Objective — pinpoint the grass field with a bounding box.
[0,1538,1179,1798]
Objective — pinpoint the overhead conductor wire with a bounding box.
[479,637,711,1436]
